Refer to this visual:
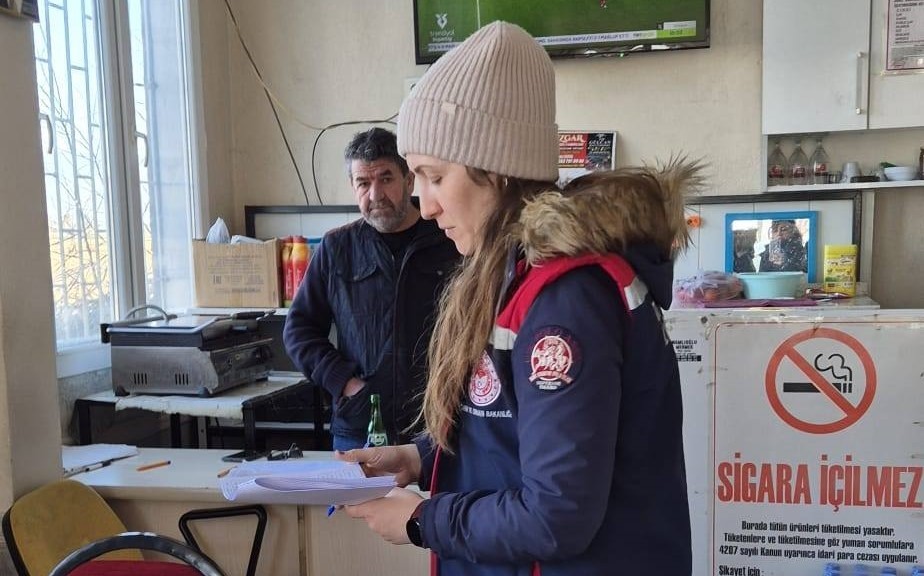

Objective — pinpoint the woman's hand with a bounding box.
[335,443,421,487]
[343,488,423,545]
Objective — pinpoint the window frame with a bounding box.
[47,0,208,378]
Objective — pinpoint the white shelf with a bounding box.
[766,180,924,193]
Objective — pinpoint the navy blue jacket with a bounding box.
[284,217,458,443]
[415,247,691,576]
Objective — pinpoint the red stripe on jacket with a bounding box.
[497,254,637,334]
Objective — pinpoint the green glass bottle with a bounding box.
[366,394,388,447]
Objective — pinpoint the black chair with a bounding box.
[179,505,267,576]
[48,532,225,576]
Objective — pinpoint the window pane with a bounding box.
[34,0,116,349]
[127,0,195,311]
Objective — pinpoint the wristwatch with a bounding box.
[406,501,426,548]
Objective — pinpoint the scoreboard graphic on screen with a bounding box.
[414,0,709,63]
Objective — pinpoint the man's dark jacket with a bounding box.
[284,216,459,443]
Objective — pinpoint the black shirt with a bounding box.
[380,217,423,262]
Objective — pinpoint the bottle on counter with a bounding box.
[367,393,388,447]
[788,137,810,186]
[288,236,309,304]
[281,236,294,307]
[810,136,830,185]
[767,138,789,187]
[918,146,923,179]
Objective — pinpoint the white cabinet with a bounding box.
[762,0,924,134]
[763,0,871,134]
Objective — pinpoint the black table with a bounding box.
[75,376,327,451]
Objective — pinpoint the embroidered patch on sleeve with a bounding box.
[526,326,582,391]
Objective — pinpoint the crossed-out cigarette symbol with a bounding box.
[783,353,854,394]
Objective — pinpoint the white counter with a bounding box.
[668,295,880,314]
[74,447,428,576]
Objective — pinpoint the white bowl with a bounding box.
[883,166,918,181]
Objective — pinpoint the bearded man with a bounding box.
[284,128,459,450]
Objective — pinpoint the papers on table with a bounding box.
[219,460,396,506]
[62,444,139,476]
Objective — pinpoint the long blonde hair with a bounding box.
[420,170,551,451]
[421,161,700,451]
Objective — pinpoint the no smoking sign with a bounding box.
[764,327,877,434]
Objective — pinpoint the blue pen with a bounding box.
[327,440,371,517]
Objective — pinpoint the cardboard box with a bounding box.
[192,239,281,307]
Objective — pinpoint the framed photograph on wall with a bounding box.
[725,210,818,282]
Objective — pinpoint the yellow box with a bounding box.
[192,239,281,307]
[822,244,857,296]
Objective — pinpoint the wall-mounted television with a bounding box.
[413,0,710,64]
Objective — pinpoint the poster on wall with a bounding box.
[712,319,923,576]
[886,0,924,72]
[557,131,617,187]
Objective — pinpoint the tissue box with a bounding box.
[192,239,281,307]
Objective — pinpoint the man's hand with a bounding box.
[336,443,422,488]
[341,377,366,399]
[343,488,423,545]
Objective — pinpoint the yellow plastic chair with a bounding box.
[1,479,224,576]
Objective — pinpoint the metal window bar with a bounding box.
[36,62,63,315]
[39,3,74,340]
[61,1,93,341]
[37,0,114,346]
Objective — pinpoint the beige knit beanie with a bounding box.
[398,21,558,182]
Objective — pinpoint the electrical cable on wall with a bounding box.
[309,117,397,204]
[222,0,313,205]
[222,0,399,206]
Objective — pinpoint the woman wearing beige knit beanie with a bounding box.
[340,21,696,576]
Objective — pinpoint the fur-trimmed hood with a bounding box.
[517,159,704,308]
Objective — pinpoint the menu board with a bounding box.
[886,0,924,72]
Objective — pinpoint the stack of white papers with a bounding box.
[219,460,395,506]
